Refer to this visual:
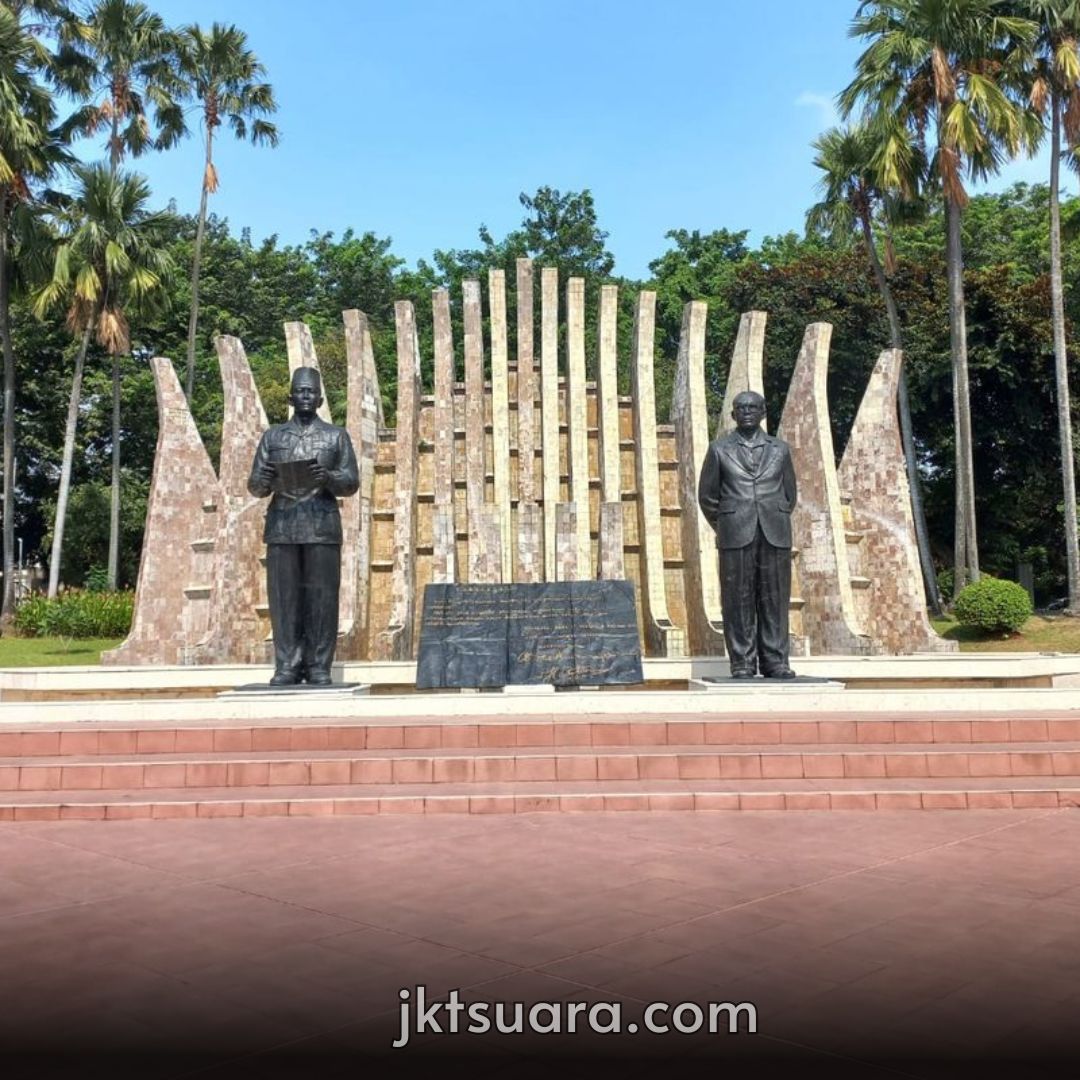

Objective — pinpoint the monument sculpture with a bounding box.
[246,367,359,685]
[104,260,957,669]
[698,391,798,678]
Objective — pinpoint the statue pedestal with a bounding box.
[689,676,845,693]
[217,683,371,699]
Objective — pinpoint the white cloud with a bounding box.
[795,91,838,129]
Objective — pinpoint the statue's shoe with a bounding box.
[763,667,797,680]
[269,671,298,686]
[306,670,333,686]
[730,670,756,680]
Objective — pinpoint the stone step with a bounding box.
[5,742,1080,792]
[4,713,1079,757]
[3,775,1078,821]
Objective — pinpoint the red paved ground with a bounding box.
[1,809,1078,1078]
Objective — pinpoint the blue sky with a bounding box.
[88,0,1072,280]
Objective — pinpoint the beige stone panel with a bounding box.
[431,290,457,585]
[516,258,536,506]
[717,310,766,437]
[838,349,957,654]
[565,277,591,577]
[463,279,486,517]
[596,285,621,503]
[430,504,456,584]
[489,269,513,581]
[631,291,684,656]
[283,321,333,423]
[777,323,870,655]
[598,502,625,580]
[340,310,381,659]
[517,502,542,582]
[197,336,269,664]
[555,503,578,582]
[670,302,724,655]
[103,358,222,665]
[373,301,422,660]
[469,506,503,584]
[540,267,560,580]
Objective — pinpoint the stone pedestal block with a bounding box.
[597,502,625,580]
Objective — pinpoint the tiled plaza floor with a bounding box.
[1,809,1078,1078]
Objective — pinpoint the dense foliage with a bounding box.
[953,577,1035,633]
[13,588,135,638]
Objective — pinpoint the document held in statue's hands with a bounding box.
[273,458,318,488]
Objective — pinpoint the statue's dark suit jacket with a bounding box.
[697,432,797,550]
[247,416,359,543]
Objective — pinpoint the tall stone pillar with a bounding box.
[718,310,766,436]
[374,301,422,660]
[671,301,725,655]
[198,335,269,664]
[565,277,592,578]
[103,357,222,665]
[284,321,333,423]
[516,259,540,581]
[777,323,869,655]
[631,292,685,656]
[431,289,457,584]
[540,267,560,580]
[342,309,381,657]
[489,269,513,581]
[596,284,624,580]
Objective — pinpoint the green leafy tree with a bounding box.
[177,22,277,401]
[841,0,1040,597]
[32,163,173,596]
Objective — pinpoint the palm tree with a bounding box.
[33,163,173,597]
[841,0,1040,598]
[59,0,186,590]
[807,123,943,616]
[177,22,277,402]
[1023,0,1080,611]
[0,1,80,625]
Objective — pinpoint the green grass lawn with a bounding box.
[931,615,1080,653]
[0,637,124,667]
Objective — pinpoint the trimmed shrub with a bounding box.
[13,590,134,639]
[953,576,1033,634]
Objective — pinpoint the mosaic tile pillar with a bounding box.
[596,284,621,503]
[489,269,513,582]
[777,323,869,655]
[470,507,504,584]
[517,501,542,582]
[431,288,457,584]
[671,301,725,655]
[540,267,560,580]
[341,309,381,658]
[374,301,422,660]
[555,502,578,582]
[717,310,766,437]
[838,349,957,654]
[284,320,333,423]
[103,357,222,665]
[516,258,537,506]
[197,335,270,664]
[566,277,592,578]
[463,280,486,516]
[631,291,685,657]
[598,501,625,580]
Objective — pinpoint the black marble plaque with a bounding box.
[415,581,644,689]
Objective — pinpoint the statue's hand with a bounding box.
[309,461,329,487]
[258,463,277,487]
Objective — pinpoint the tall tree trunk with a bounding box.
[945,195,979,596]
[1049,94,1080,612]
[185,126,213,401]
[48,323,92,598]
[107,351,120,590]
[859,212,944,616]
[0,211,16,627]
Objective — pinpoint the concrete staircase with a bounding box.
[2,711,1080,820]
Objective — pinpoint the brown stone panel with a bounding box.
[431,290,457,585]
[566,277,591,577]
[373,302,422,660]
[838,349,957,654]
[341,310,381,659]
[777,323,870,655]
[463,280,486,517]
[718,310,766,437]
[197,336,270,664]
[631,291,685,657]
[540,268,560,580]
[103,358,222,665]
[516,259,536,506]
[283,321,333,423]
[671,302,724,655]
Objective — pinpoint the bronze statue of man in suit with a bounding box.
[698,391,797,679]
[248,367,359,686]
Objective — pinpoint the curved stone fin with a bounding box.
[718,310,767,437]
[566,276,591,578]
[284,321,333,424]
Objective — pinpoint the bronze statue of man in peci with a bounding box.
[247,367,359,686]
[698,390,797,679]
